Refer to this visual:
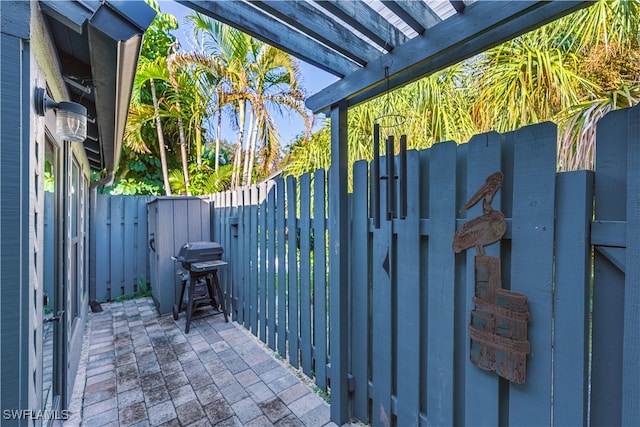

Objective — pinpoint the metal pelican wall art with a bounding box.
[453,171,506,255]
[453,171,531,384]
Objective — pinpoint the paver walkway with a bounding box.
[65,297,338,426]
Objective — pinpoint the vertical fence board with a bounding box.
[224,191,234,315]
[592,108,627,426]
[299,173,313,377]
[276,179,287,357]
[232,190,241,320]
[250,187,260,335]
[508,123,556,426]
[123,197,136,294]
[137,197,148,284]
[259,182,268,342]
[371,152,392,427]
[110,196,124,298]
[553,171,593,426]
[463,132,502,426]
[425,142,457,426]
[95,195,110,301]
[395,150,421,426]
[351,160,370,422]
[623,105,640,423]
[241,188,251,326]
[452,144,468,424]
[287,176,300,369]
[313,169,327,390]
[267,183,277,350]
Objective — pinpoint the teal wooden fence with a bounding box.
[94,194,149,301]
[88,105,639,426]
[210,106,639,426]
[211,172,330,388]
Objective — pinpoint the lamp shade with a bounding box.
[55,101,87,142]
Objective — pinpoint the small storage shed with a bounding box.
[147,196,212,315]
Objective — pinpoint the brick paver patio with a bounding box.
[64,297,339,426]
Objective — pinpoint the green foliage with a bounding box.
[101,147,165,195]
[281,0,640,176]
[169,164,233,195]
[114,277,152,302]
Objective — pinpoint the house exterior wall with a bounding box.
[1,2,91,424]
[1,2,38,424]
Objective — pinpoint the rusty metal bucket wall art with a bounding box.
[453,171,531,384]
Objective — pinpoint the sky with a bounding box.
[159,0,339,146]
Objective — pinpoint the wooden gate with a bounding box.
[349,122,593,426]
[88,105,635,426]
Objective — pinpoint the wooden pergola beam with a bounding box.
[179,0,359,77]
[256,0,382,66]
[313,0,407,51]
[307,0,592,113]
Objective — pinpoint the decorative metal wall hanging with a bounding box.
[452,171,531,384]
[370,123,407,229]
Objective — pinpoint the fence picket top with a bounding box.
[553,171,593,426]
[258,182,268,342]
[298,172,313,377]
[591,107,628,427]
[313,168,328,390]
[463,130,502,426]
[395,149,421,427]
[425,140,457,426]
[622,104,640,423]
[350,159,370,422]
[508,122,556,426]
[266,183,277,350]
[110,196,125,297]
[250,186,260,336]
[371,152,393,427]
[275,177,287,358]
[286,175,300,369]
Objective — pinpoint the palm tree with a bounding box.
[126,57,173,195]
[242,44,311,185]
[282,0,640,176]
[185,13,312,187]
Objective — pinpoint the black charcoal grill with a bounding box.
[172,241,224,268]
[171,241,228,332]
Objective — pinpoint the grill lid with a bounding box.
[174,241,223,263]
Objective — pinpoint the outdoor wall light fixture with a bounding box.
[35,87,87,143]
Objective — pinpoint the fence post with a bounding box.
[329,101,349,424]
[553,171,593,425]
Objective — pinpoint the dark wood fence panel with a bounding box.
[350,160,370,422]
[203,106,639,426]
[591,104,640,426]
[94,195,148,301]
[553,171,593,426]
[211,173,330,394]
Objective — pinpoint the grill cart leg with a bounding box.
[185,275,197,333]
[212,272,228,322]
[174,277,187,321]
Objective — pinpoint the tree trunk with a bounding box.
[195,122,202,166]
[231,100,247,189]
[176,104,191,195]
[242,108,257,186]
[150,78,172,196]
[215,105,222,172]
